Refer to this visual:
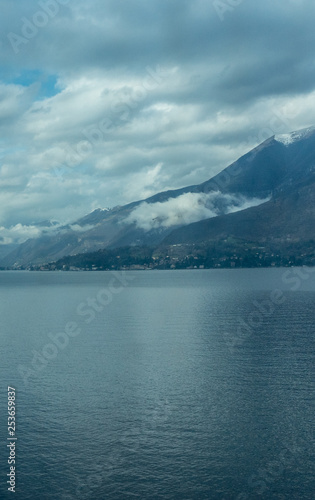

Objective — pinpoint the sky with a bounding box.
[1,0,315,244]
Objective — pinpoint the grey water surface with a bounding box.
[0,269,314,499]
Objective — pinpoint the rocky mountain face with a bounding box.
[2,126,315,268]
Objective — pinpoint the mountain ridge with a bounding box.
[2,126,315,268]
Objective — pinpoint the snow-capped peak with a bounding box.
[274,126,315,146]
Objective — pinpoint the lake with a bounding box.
[0,268,314,499]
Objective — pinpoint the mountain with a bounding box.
[0,243,19,262]
[2,126,315,268]
[160,128,315,248]
[161,178,315,246]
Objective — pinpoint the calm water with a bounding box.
[0,269,314,499]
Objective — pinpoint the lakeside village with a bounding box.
[4,240,315,271]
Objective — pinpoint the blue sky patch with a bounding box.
[11,70,59,99]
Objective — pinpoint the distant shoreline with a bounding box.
[1,264,314,272]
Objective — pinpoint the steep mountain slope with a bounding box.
[2,126,315,267]
[161,176,315,246]
[0,243,18,261]
[160,127,315,248]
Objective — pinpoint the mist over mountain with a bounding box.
[1,126,315,268]
[161,179,315,247]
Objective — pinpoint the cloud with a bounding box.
[0,0,315,234]
[0,223,43,245]
[69,224,95,233]
[0,218,97,246]
[123,192,269,231]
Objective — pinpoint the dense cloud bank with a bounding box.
[1,0,315,242]
[123,192,269,231]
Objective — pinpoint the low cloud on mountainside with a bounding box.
[123,192,269,231]
[0,223,43,245]
[0,221,96,246]
[0,192,268,246]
